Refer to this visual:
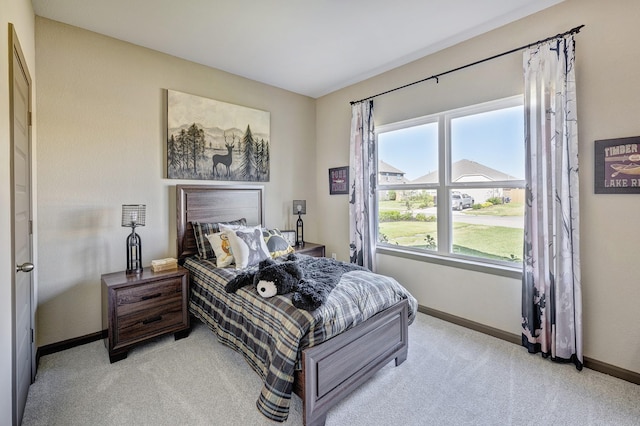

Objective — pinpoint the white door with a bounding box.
[10,24,34,426]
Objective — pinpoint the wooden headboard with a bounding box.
[176,184,265,263]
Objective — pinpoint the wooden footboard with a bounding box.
[294,299,409,426]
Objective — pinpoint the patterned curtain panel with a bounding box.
[521,36,582,370]
[349,100,376,271]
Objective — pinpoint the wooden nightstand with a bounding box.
[294,242,325,257]
[101,266,190,363]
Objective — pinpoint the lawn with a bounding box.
[379,220,523,262]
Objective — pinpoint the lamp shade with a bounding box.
[292,200,306,215]
[121,204,146,227]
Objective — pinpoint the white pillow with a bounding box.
[221,224,270,269]
[205,232,235,268]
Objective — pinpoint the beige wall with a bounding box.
[1,0,36,418]
[35,17,317,346]
[316,0,640,374]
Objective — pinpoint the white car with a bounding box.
[452,193,474,210]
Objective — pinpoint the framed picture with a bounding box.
[594,136,640,194]
[281,230,297,247]
[329,166,349,195]
[166,89,270,182]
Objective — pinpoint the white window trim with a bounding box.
[376,95,524,277]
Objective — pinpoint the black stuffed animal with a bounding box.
[225,253,365,311]
[254,257,303,298]
[224,253,301,297]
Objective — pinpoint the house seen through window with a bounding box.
[376,96,525,267]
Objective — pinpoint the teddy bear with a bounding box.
[253,257,304,298]
[225,253,367,311]
[224,253,301,297]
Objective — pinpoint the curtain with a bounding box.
[521,36,582,370]
[349,100,376,271]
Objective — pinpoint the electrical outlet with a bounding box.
[331,253,337,260]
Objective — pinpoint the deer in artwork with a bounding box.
[212,142,234,178]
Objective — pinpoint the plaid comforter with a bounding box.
[184,256,417,422]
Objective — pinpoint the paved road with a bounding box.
[413,207,524,229]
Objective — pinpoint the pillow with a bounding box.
[221,224,271,269]
[205,232,235,268]
[262,228,295,258]
[192,218,247,259]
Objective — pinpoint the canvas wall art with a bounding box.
[594,136,640,194]
[167,90,270,181]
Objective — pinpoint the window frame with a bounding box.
[375,95,525,278]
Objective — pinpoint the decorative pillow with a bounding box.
[192,218,247,259]
[221,224,271,269]
[262,228,295,258]
[205,232,235,268]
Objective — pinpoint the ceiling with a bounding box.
[31,0,563,98]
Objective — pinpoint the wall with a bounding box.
[35,17,317,346]
[316,0,640,374]
[1,0,36,420]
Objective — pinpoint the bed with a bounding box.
[176,184,417,426]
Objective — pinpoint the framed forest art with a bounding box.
[167,89,270,181]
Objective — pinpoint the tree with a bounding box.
[167,134,179,174]
[238,124,257,180]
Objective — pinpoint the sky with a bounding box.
[378,105,524,181]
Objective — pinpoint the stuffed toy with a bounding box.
[254,257,304,298]
[224,253,301,297]
[225,253,367,311]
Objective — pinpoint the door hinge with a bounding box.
[31,329,34,343]
[29,220,33,235]
[28,111,32,126]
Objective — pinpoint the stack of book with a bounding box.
[151,257,178,272]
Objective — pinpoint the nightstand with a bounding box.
[101,266,190,363]
[294,242,325,257]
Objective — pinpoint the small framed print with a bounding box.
[595,136,640,194]
[329,166,349,195]
[281,230,297,247]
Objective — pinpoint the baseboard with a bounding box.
[418,305,640,385]
[36,329,107,368]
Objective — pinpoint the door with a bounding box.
[10,23,34,426]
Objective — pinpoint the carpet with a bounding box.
[22,313,640,425]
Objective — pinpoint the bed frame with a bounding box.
[176,184,409,426]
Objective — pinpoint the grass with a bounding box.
[470,202,524,216]
[379,220,523,262]
[377,198,525,262]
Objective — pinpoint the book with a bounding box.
[151,257,178,272]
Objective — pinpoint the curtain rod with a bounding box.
[350,24,585,105]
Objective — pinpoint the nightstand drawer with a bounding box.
[116,278,183,316]
[116,299,184,345]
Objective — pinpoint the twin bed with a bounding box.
[176,184,417,426]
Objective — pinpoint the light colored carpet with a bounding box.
[22,313,640,426]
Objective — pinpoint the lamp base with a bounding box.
[126,267,143,275]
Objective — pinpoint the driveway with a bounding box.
[413,207,524,229]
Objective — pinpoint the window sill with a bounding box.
[376,246,522,279]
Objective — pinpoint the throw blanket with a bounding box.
[225,255,367,310]
[184,256,418,423]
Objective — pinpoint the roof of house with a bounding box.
[378,160,405,175]
[411,159,520,183]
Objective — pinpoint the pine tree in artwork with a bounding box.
[187,123,206,175]
[168,134,179,176]
[238,124,257,180]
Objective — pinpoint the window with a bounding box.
[376,96,525,269]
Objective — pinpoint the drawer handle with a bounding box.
[141,293,162,301]
[142,315,163,325]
